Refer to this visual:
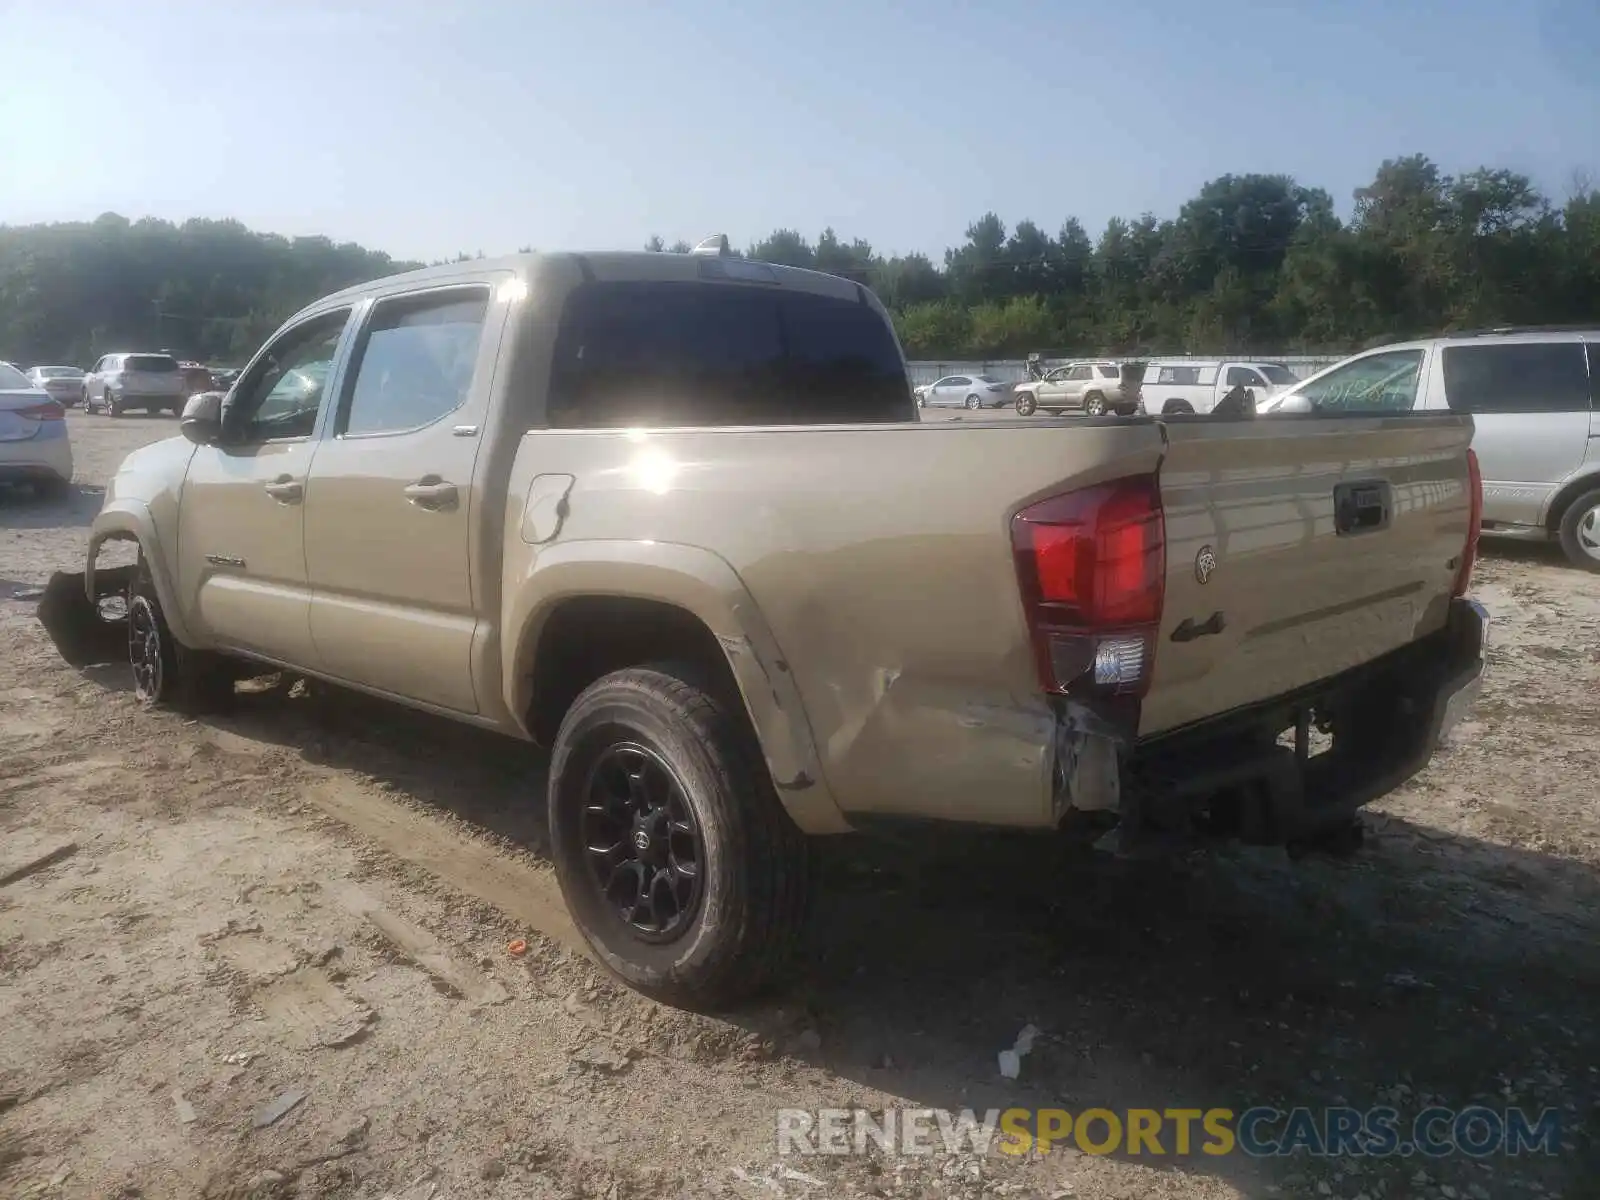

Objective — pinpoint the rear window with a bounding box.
[124,354,180,373]
[1441,343,1591,414]
[38,366,82,379]
[547,281,912,427]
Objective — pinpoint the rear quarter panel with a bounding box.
[502,420,1167,827]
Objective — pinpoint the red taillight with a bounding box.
[1012,475,1166,696]
[1454,448,1482,597]
[16,401,64,422]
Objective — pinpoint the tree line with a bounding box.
[2,154,1595,368]
[657,155,1600,359]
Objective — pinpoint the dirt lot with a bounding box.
[2,412,1596,1200]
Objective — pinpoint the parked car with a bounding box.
[84,353,186,417]
[0,361,72,496]
[25,365,87,407]
[1258,329,1599,571]
[179,362,217,397]
[1141,360,1300,415]
[917,373,1014,409]
[1013,360,1142,416]
[61,244,1486,1008]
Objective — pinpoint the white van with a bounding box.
[1258,330,1600,571]
[1142,360,1300,414]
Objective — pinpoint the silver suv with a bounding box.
[84,353,186,417]
[1260,329,1600,571]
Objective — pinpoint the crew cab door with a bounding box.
[177,308,355,664]
[301,283,501,714]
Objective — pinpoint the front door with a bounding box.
[177,308,355,665]
[302,284,498,714]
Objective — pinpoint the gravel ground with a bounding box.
[1,411,1596,1200]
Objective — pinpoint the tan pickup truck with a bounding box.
[44,243,1488,1008]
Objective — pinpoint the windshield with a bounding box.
[0,363,33,389]
[124,354,180,373]
[1258,364,1299,385]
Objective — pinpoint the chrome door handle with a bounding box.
[263,476,303,503]
[403,477,459,510]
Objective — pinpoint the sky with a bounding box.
[2,0,1597,265]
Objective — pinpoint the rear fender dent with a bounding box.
[504,539,849,834]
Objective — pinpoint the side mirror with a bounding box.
[180,391,224,445]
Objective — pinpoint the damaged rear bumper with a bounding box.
[1056,598,1489,849]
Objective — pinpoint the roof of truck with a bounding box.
[306,249,870,317]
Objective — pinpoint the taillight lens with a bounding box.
[1453,448,1482,597]
[16,401,65,422]
[1012,474,1166,696]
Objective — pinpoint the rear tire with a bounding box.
[33,476,72,502]
[127,565,237,712]
[1084,393,1107,416]
[547,663,811,1010]
[1015,392,1037,416]
[965,394,980,410]
[107,394,124,418]
[1557,488,1600,573]
[1163,400,1196,416]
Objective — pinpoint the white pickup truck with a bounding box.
[1142,360,1301,415]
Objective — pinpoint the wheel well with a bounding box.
[525,595,743,748]
[1545,473,1600,532]
[1162,399,1195,415]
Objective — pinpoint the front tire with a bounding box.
[1557,488,1600,573]
[1015,392,1037,416]
[127,567,237,711]
[548,663,811,1009]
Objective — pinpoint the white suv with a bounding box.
[84,353,186,417]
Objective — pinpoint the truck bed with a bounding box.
[503,412,1476,829]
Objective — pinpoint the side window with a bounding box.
[1590,345,1600,410]
[1096,364,1119,379]
[1067,365,1092,381]
[1441,343,1591,415]
[947,376,971,388]
[222,310,351,443]
[1225,367,1255,387]
[339,288,489,437]
[1297,350,1426,413]
[547,280,911,427]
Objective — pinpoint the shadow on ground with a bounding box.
[0,482,104,531]
[71,668,1600,1197]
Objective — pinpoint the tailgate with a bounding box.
[1142,414,1475,737]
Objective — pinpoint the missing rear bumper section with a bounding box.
[1054,598,1489,852]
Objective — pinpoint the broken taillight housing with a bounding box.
[1011,474,1166,697]
[1453,448,1482,598]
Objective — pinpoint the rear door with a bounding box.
[1427,338,1592,529]
[1144,408,1474,737]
